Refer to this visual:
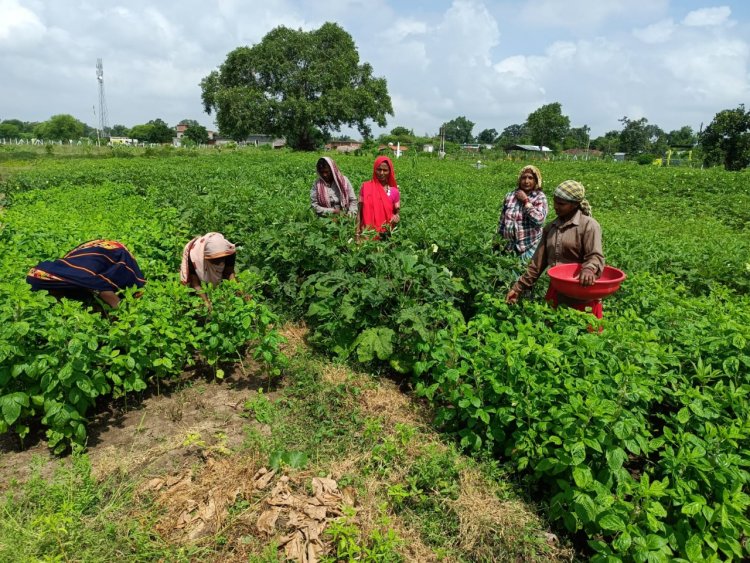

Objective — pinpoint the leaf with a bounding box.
[572,465,593,489]
[570,441,586,465]
[354,327,394,363]
[685,534,703,561]
[676,407,690,424]
[1,392,30,425]
[535,458,556,472]
[573,492,598,524]
[613,531,632,552]
[606,447,627,472]
[283,451,308,469]
[681,500,704,516]
[598,513,626,532]
[645,534,668,551]
[269,451,284,470]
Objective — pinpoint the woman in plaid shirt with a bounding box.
[496,165,548,260]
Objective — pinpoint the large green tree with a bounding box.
[476,128,498,144]
[110,124,130,137]
[591,130,621,155]
[700,105,750,171]
[495,123,530,148]
[200,22,393,150]
[525,103,570,151]
[147,119,174,143]
[441,116,475,144]
[33,114,85,141]
[129,119,174,144]
[562,125,590,150]
[0,122,21,139]
[667,126,697,147]
[390,126,413,137]
[618,116,650,155]
[184,124,209,145]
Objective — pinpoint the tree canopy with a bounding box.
[0,122,21,139]
[184,124,209,145]
[441,116,475,144]
[700,105,750,171]
[129,119,174,144]
[33,114,85,141]
[495,124,530,148]
[476,128,498,144]
[525,103,569,151]
[200,22,393,150]
[110,124,130,137]
[562,125,590,150]
[667,126,696,147]
[390,126,413,137]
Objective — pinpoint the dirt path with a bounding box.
[0,356,272,489]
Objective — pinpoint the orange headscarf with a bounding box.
[359,156,396,233]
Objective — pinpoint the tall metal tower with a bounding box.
[96,58,109,137]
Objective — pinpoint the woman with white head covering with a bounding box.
[180,232,237,308]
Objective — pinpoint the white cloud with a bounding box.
[1,0,748,139]
[392,19,428,41]
[683,6,731,27]
[633,18,676,43]
[0,0,46,44]
[662,38,749,101]
[518,0,668,29]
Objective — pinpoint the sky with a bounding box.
[1,0,749,139]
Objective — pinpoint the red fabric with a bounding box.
[372,156,397,187]
[544,286,603,319]
[359,156,397,233]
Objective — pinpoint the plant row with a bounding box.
[0,182,285,452]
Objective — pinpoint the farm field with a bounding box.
[1,148,749,561]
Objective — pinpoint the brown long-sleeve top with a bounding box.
[513,210,604,298]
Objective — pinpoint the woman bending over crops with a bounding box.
[311,156,358,217]
[505,180,605,318]
[180,232,237,309]
[495,165,548,260]
[26,239,146,309]
[357,155,400,239]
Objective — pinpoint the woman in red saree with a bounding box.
[356,156,400,239]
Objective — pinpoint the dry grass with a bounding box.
[140,453,266,561]
[451,467,572,561]
[278,322,308,358]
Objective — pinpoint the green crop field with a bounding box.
[1,149,749,561]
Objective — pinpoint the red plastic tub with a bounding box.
[547,264,626,300]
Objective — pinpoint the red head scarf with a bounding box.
[359,156,397,233]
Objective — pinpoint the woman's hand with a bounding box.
[506,288,520,304]
[391,213,400,225]
[579,268,596,286]
[516,190,529,204]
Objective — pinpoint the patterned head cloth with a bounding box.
[180,232,236,287]
[554,180,592,216]
[518,165,542,190]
